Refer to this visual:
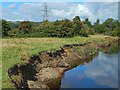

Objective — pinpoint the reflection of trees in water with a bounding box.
[102,43,119,54]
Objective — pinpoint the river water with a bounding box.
[60,46,119,88]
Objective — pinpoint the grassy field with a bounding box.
[2,35,117,88]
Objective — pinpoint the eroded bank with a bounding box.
[7,37,119,90]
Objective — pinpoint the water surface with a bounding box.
[60,51,119,88]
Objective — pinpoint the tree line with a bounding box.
[1,16,120,38]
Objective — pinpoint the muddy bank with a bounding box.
[8,37,119,90]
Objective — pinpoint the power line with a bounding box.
[42,2,49,21]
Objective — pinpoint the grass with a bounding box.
[0,39,2,90]
[2,35,118,88]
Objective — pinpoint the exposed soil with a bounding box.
[7,38,119,90]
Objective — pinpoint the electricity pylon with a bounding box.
[42,2,49,21]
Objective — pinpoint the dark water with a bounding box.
[60,50,119,88]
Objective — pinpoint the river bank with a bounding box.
[7,36,119,90]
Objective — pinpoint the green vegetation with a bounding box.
[93,18,120,36]
[2,20,11,37]
[1,16,119,38]
[1,16,119,88]
[2,35,118,88]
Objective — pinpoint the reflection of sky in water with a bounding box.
[60,52,119,88]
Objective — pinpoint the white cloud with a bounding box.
[8,3,16,9]
[0,4,2,19]
[2,2,118,23]
[86,0,119,2]
[51,2,118,23]
[97,2,118,22]
[83,2,118,23]
[61,51,118,88]
[74,4,94,21]
[2,3,43,21]
[85,52,118,88]
[2,0,119,2]
[51,9,72,18]
[51,3,95,21]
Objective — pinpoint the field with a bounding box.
[2,35,117,88]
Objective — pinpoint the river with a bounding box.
[60,46,119,88]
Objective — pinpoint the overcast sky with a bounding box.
[1,0,119,23]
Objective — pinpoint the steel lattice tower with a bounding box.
[42,2,49,20]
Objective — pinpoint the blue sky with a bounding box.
[1,1,119,23]
[1,0,119,2]
[2,0,87,2]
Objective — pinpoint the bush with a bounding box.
[19,21,35,34]
[2,19,11,37]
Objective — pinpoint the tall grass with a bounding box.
[2,35,117,88]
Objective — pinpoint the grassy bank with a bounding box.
[2,35,118,88]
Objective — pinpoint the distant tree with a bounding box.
[96,19,100,25]
[93,18,119,36]
[53,19,74,37]
[73,16,81,22]
[73,16,82,35]
[53,20,62,26]
[80,22,89,37]
[0,20,2,37]
[2,19,11,37]
[102,18,119,36]
[38,20,55,37]
[110,20,119,36]
[19,21,34,34]
[93,19,104,33]
[84,18,94,35]
[2,17,119,38]
[7,21,19,29]
[85,18,92,28]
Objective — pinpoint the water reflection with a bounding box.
[60,51,119,88]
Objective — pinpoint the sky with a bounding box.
[61,52,118,88]
[1,0,119,23]
[1,0,119,2]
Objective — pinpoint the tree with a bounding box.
[110,20,120,36]
[38,20,55,37]
[80,22,89,37]
[85,18,92,28]
[73,16,81,22]
[2,17,119,38]
[53,19,74,37]
[102,18,119,35]
[73,16,82,35]
[93,19,103,33]
[2,19,11,37]
[8,21,20,29]
[19,21,34,34]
